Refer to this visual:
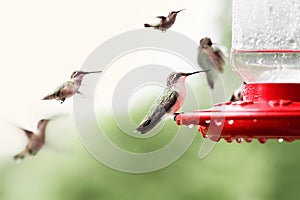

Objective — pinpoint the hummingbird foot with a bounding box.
[60,98,65,104]
[173,112,184,121]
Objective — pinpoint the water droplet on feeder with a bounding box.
[284,138,295,142]
[278,138,284,143]
[205,120,211,124]
[245,137,253,143]
[188,124,194,129]
[225,137,233,143]
[236,138,244,143]
[258,138,268,144]
[215,120,222,126]
[228,120,234,125]
[257,58,263,65]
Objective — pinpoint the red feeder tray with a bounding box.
[175,83,300,143]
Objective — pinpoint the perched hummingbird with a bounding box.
[144,9,185,31]
[135,70,208,134]
[14,119,49,160]
[197,37,225,89]
[42,70,102,103]
[230,82,246,101]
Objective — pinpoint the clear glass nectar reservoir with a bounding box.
[231,0,300,83]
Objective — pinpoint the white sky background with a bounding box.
[0,0,226,156]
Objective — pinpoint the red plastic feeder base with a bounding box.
[175,83,300,143]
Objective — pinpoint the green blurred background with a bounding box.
[1,1,300,200]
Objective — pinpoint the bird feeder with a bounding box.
[175,0,300,143]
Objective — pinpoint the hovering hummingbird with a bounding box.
[42,70,102,103]
[230,82,246,101]
[14,119,49,160]
[197,37,225,89]
[135,70,208,134]
[144,9,185,31]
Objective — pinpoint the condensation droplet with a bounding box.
[278,138,284,143]
[188,124,194,129]
[225,137,233,143]
[257,58,263,65]
[215,121,222,126]
[236,138,244,143]
[228,120,234,125]
[258,138,268,144]
[245,137,253,143]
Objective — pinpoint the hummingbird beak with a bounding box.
[182,69,210,76]
[175,9,185,13]
[81,70,102,75]
[86,70,102,74]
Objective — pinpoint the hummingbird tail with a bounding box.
[14,152,26,161]
[206,73,215,89]
[135,118,160,134]
[135,109,165,134]
[42,94,56,100]
[144,23,152,28]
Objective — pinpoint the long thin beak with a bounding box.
[183,69,210,76]
[175,9,185,13]
[83,70,102,75]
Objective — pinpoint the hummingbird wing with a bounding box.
[18,127,34,139]
[197,46,225,89]
[211,46,226,73]
[42,83,66,100]
[42,81,75,100]
[37,119,49,131]
[156,16,167,21]
[136,89,178,134]
[197,48,216,89]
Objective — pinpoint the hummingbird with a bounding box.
[230,82,246,101]
[135,70,208,134]
[14,119,49,160]
[197,37,225,89]
[42,70,102,103]
[144,9,185,32]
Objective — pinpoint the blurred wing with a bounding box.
[198,46,225,89]
[136,89,178,134]
[18,127,34,139]
[156,16,167,21]
[46,113,68,121]
[37,119,49,130]
[197,49,217,89]
[212,46,226,73]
